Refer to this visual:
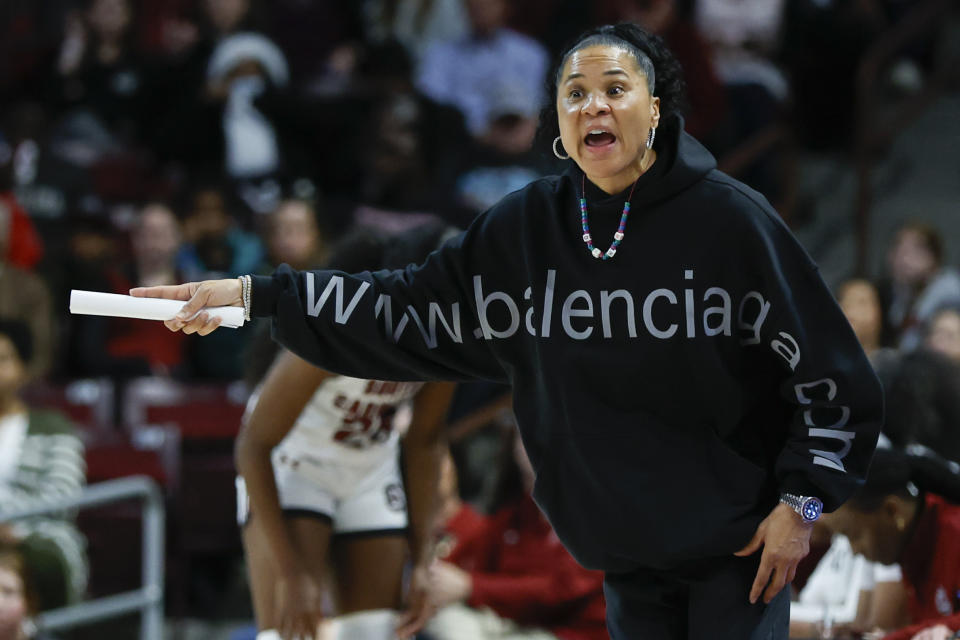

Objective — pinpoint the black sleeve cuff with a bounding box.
[250,273,281,318]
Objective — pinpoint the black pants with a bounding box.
[604,555,790,639]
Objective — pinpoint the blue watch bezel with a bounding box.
[800,496,824,523]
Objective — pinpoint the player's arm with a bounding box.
[235,350,333,574]
[402,382,457,565]
[396,381,456,637]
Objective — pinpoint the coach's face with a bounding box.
[556,45,660,195]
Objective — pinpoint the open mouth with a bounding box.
[584,129,617,148]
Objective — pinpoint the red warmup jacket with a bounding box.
[884,495,960,640]
[1,193,43,269]
[442,496,608,640]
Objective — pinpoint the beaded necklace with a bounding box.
[580,173,641,261]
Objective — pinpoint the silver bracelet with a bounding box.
[239,275,251,322]
[245,275,252,321]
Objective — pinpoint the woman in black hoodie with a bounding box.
[134,23,883,640]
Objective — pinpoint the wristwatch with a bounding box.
[780,493,823,523]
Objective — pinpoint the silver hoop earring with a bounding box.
[553,136,569,160]
[646,127,656,149]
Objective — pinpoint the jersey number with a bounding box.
[332,397,397,448]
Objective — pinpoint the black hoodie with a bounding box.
[251,124,883,573]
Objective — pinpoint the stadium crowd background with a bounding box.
[0,0,959,638]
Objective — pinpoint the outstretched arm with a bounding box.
[134,223,510,384]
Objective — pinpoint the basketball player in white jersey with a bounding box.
[235,226,457,640]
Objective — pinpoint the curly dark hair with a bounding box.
[535,23,689,157]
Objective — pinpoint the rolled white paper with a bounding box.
[69,290,245,329]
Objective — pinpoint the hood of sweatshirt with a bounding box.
[568,118,717,211]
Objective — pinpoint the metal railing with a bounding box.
[1,475,165,640]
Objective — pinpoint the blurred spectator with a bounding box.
[58,215,128,377]
[356,93,468,229]
[57,213,119,296]
[0,321,87,613]
[49,0,152,146]
[151,0,264,73]
[838,278,884,359]
[262,199,327,271]
[423,430,606,640]
[824,449,960,640]
[155,30,296,208]
[0,192,43,272]
[206,33,289,183]
[0,530,52,640]
[415,0,549,139]
[130,203,181,288]
[789,523,906,637]
[91,203,188,377]
[362,0,469,63]
[800,345,960,637]
[455,85,544,213]
[0,212,53,379]
[0,106,64,250]
[2,103,86,228]
[873,348,960,467]
[925,307,960,365]
[692,0,790,199]
[57,206,186,378]
[176,187,261,381]
[177,184,264,281]
[147,0,263,148]
[879,222,960,351]
[352,40,476,228]
[693,0,788,103]
[597,0,728,143]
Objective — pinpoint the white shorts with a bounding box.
[236,447,408,536]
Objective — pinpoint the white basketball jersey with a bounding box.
[295,376,422,450]
[246,376,423,466]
